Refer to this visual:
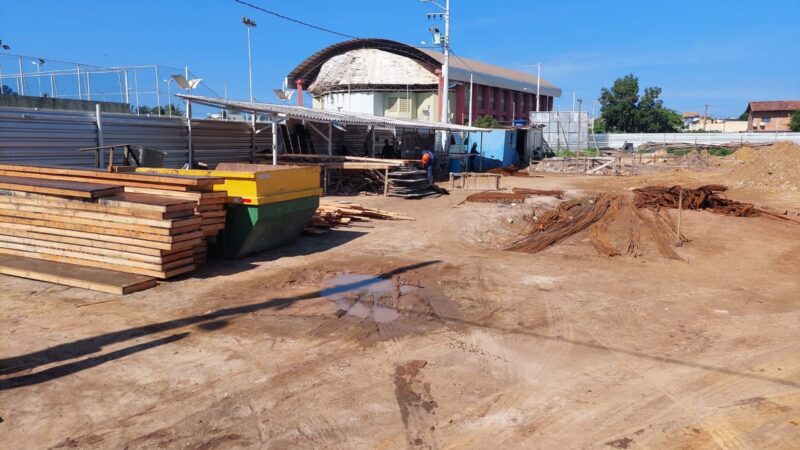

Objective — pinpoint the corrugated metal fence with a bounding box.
[593,132,800,150]
[0,107,272,168]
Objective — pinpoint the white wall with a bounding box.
[318,92,379,115]
[593,132,800,149]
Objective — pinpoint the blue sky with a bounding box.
[1,0,798,118]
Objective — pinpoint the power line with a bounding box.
[232,0,358,39]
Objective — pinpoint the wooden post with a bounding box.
[384,167,389,196]
[676,189,683,244]
[323,168,328,196]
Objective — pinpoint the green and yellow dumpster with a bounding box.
[137,163,321,258]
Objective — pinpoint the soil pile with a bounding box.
[730,146,760,162]
[728,141,800,191]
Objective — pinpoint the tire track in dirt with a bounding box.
[574,304,748,450]
[441,291,576,448]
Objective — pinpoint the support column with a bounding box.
[435,69,443,122]
[472,84,480,121]
[455,84,465,125]
[296,80,304,107]
[505,90,513,124]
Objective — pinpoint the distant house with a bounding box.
[745,101,800,132]
[682,111,701,127]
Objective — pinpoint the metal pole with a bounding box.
[86,71,92,100]
[154,65,161,116]
[186,100,193,167]
[536,62,540,112]
[35,62,42,96]
[246,24,254,103]
[95,104,104,148]
[123,69,129,104]
[165,80,172,117]
[439,0,451,150]
[577,99,582,157]
[271,117,278,166]
[133,70,140,114]
[17,57,25,96]
[468,73,473,128]
[76,64,81,100]
[50,74,56,98]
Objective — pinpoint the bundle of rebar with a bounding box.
[511,188,565,198]
[634,185,769,217]
[506,194,618,253]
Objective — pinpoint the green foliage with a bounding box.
[136,104,183,117]
[707,147,733,157]
[790,111,800,132]
[737,111,749,121]
[554,148,599,157]
[666,148,691,156]
[592,118,607,133]
[598,74,683,133]
[1,84,17,96]
[473,115,500,128]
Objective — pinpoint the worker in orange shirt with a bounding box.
[420,149,436,185]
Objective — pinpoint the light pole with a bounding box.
[163,79,174,117]
[421,0,450,149]
[242,16,257,104]
[31,59,45,96]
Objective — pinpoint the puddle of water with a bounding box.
[322,274,397,320]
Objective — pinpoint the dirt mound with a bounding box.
[727,141,800,191]
[730,146,760,162]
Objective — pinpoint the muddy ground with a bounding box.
[1,170,799,449]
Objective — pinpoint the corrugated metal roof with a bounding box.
[286,38,561,98]
[178,94,490,132]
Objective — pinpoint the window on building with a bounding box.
[499,92,505,111]
[489,89,495,110]
[477,88,483,108]
[762,117,771,123]
[387,96,411,115]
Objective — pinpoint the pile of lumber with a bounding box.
[306,201,413,233]
[0,164,226,294]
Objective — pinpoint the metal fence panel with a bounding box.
[0,107,270,168]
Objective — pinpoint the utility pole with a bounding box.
[703,103,709,131]
[524,63,542,112]
[422,0,450,149]
[577,99,582,157]
[242,16,257,103]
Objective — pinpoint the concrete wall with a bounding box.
[686,120,748,132]
[0,95,131,114]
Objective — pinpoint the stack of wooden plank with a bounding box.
[0,164,227,239]
[0,164,226,294]
[306,200,413,233]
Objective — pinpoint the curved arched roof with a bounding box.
[287,38,562,98]
[288,39,441,86]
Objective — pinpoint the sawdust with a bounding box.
[727,141,800,191]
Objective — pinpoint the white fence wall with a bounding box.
[530,111,589,151]
[593,132,800,150]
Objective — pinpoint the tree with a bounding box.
[737,111,749,121]
[598,74,682,133]
[791,111,800,132]
[136,104,183,116]
[473,115,499,128]
[1,84,17,96]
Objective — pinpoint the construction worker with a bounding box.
[420,149,436,185]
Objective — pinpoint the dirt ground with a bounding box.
[1,169,800,449]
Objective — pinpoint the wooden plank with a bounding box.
[0,247,195,278]
[98,193,198,212]
[0,254,157,295]
[0,189,194,220]
[0,169,192,192]
[0,164,223,187]
[0,234,193,265]
[0,225,201,256]
[0,202,197,229]
[0,216,202,244]
[0,240,193,272]
[123,186,202,198]
[0,175,122,198]
[0,208,200,235]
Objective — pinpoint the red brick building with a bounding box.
[746,100,800,132]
